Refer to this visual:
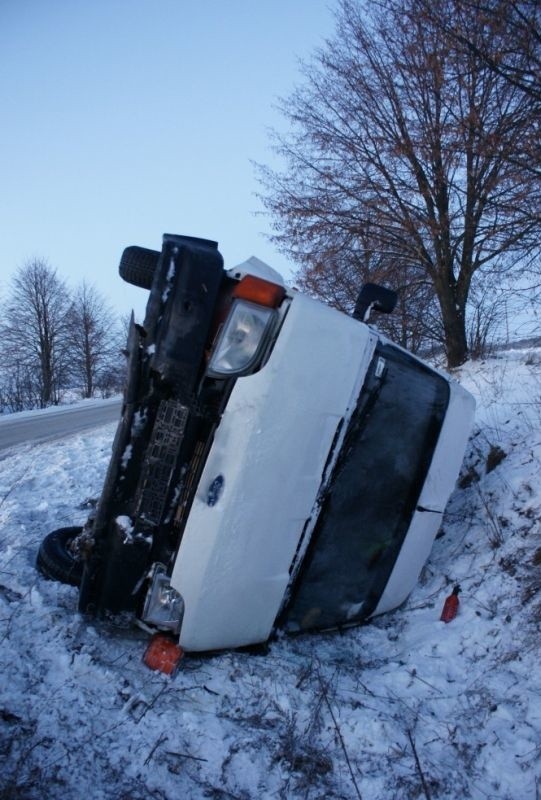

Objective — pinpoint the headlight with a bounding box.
[142,564,184,634]
[207,300,275,377]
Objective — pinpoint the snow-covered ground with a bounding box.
[0,350,539,800]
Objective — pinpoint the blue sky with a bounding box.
[1,1,335,319]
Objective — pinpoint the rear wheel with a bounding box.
[36,526,84,587]
[119,246,160,289]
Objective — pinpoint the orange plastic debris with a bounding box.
[440,585,461,623]
[143,633,184,675]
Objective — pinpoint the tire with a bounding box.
[36,527,84,587]
[119,246,160,289]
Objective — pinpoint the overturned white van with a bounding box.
[37,234,475,653]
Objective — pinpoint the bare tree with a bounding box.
[90,311,131,398]
[258,0,540,366]
[433,0,541,103]
[0,259,71,407]
[65,282,124,398]
[0,360,41,413]
[293,217,442,352]
[420,0,541,195]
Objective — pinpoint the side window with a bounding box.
[282,345,449,632]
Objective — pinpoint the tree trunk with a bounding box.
[439,293,468,368]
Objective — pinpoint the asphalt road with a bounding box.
[0,398,122,451]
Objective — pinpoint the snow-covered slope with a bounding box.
[0,350,539,799]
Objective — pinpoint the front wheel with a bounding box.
[36,527,84,587]
[119,246,160,289]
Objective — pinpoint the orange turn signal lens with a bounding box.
[143,633,184,676]
[232,275,286,308]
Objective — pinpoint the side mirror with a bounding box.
[353,283,398,323]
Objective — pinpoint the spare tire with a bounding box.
[36,526,84,587]
[119,246,160,289]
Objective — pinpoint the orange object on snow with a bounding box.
[440,585,461,623]
[143,633,184,675]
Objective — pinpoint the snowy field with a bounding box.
[0,350,540,800]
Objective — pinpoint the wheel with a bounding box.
[119,246,160,289]
[36,527,84,587]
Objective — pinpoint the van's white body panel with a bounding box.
[170,291,475,652]
[171,293,375,651]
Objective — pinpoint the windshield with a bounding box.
[282,344,449,632]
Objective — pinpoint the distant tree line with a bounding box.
[259,0,540,367]
[0,258,128,413]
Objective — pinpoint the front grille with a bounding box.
[135,399,189,525]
